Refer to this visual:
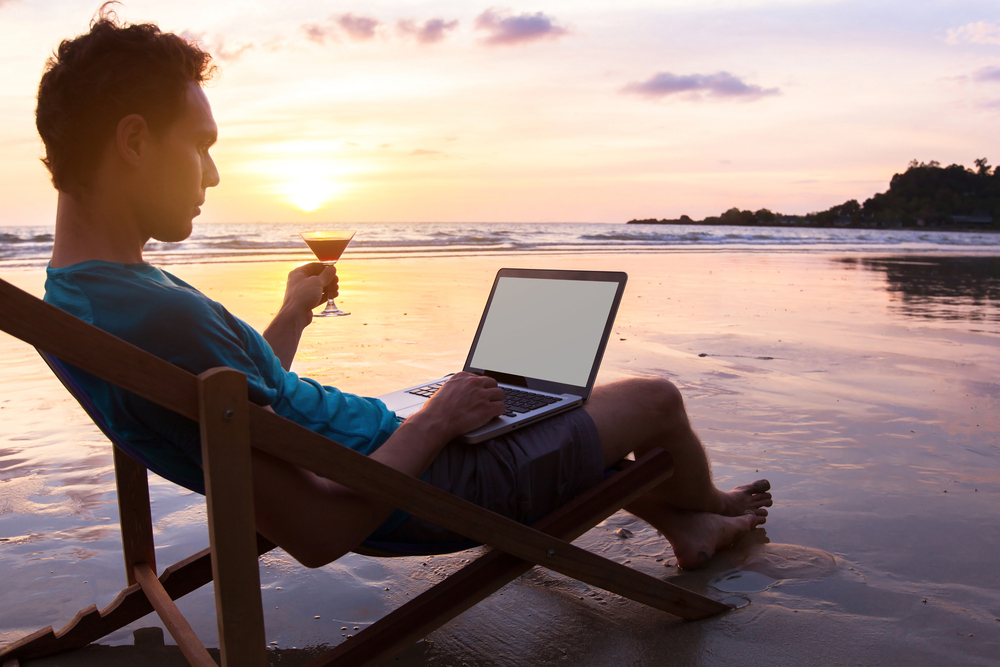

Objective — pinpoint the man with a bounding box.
[38,13,771,571]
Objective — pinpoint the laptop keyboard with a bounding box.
[406,383,560,417]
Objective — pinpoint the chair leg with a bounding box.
[134,563,218,667]
[113,445,156,586]
[198,369,268,667]
[307,448,729,667]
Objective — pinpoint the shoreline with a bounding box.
[3,222,1000,271]
[4,244,1000,273]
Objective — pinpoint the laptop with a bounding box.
[377,268,627,443]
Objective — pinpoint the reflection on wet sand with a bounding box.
[841,255,1000,326]
[2,252,1000,666]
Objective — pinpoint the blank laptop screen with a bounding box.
[469,277,620,387]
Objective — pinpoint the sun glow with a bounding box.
[284,176,344,212]
[258,156,355,212]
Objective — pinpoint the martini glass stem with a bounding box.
[318,261,349,317]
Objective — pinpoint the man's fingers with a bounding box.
[294,262,326,277]
[316,265,338,287]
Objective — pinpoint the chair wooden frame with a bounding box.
[0,276,730,667]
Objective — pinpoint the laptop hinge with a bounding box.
[483,370,528,387]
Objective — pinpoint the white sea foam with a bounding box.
[1,222,999,267]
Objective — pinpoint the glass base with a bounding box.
[315,300,350,317]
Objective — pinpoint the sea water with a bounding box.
[2,222,1000,267]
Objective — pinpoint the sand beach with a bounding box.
[1,248,999,666]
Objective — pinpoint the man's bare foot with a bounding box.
[715,479,772,517]
[663,510,766,570]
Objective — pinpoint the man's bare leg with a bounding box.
[583,377,771,569]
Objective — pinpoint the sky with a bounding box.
[1,0,999,226]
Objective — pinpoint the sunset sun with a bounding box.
[272,159,349,212]
[285,177,339,212]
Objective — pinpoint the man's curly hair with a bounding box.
[36,3,216,194]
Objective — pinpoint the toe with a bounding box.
[750,479,771,493]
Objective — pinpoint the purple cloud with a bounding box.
[973,65,1000,82]
[180,30,255,63]
[337,13,381,41]
[302,23,332,44]
[398,18,459,44]
[622,71,779,100]
[475,8,569,45]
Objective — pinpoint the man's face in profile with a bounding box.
[137,82,220,244]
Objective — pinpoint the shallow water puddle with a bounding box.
[710,569,779,593]
[719,595,752,609]
[708,543,838,594]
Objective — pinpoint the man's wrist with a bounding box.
[397,410,454,449]
[275,301,313,332]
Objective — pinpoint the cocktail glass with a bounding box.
[300,230,356,317]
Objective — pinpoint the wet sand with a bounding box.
[2,250,999,666]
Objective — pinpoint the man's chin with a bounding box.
[150,220,194,244]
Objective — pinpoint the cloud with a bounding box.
[181,31,255,63]
[302,23,333,44]
[946,21,1000,45]
[973,65,1000,82]
[622,71,779,100]
[336,13,382,41]
[301,13,382,44]
[397,18,459,44]
[410,149,445,156]
[474,8,569,46]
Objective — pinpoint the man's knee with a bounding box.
[627,377,685,420]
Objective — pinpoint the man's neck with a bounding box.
[50,190,148,268]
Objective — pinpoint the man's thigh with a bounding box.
[583,377,684,466]
[385,408,604,543]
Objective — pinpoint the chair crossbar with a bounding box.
[0,535,276,664]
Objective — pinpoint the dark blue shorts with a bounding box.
[374,408,604,544]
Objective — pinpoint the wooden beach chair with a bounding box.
[0,275,731,667]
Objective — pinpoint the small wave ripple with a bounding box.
[1,222,998,266]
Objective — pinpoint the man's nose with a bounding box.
[203,154,220,188]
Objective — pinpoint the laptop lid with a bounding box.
[463,268,628,399]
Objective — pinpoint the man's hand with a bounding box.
[282,263,338,324]
[263,263,337,370]
[407,372,507,443]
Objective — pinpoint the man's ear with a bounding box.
[116,114,150,167]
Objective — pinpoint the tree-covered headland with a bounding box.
[629,159,1000,230]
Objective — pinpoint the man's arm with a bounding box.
[262,263,337,370]
[249,372,506,567]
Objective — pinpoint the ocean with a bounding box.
[3,222,1000,267]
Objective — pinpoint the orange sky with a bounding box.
[1,1,999,226]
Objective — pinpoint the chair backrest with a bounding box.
[37,351,156,468]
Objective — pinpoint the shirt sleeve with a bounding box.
[83,271,281,406]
